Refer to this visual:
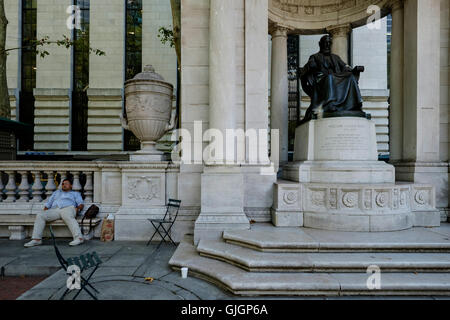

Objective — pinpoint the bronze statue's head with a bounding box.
[319,35,332,55]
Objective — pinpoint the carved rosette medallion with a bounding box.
[414,190,428,205]
[342,192,358,208]
[375,192,389,208]
[283,191,298,205]
[128,176,160,201]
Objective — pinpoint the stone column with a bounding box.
[327,24,351,64]
[270,26,289,165]
[194,0,249,244]
[208,0,236,162]
[395,0,446,220]
[389,0,404,161]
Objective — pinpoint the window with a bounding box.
[71,0,90,151]
[387,14,392,89]
[124,0,142,151]
[19,0,37,151]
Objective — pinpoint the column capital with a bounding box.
[269,24,289,38]
[326,24,351,38]
[389,0,404,12]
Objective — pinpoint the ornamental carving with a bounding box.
[364,190,372,209]
[414,190,428,205]
[342,192,357,208]
[283,191,298,205]
[128,176,160,201]
[400,191,407,207]
[375,192,388,208]
[329,188,337,209]
[311,190,325,207]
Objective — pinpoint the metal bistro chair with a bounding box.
[49,226,102,300]
[146,199,181,249]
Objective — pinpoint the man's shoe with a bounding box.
[69,238,84,246]
[24,239,42,248]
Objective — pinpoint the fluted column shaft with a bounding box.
[270,26,289,165]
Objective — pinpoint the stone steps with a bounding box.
[169,224,450,296]
[197,240,450,272]
[222,224,450,252]
[170,241,450,296]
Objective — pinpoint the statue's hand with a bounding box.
[352,66,365,73]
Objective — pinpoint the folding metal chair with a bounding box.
[49,226,102,300]
[146,199,181,249]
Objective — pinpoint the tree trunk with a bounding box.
[0,0,10,119]
[170,0,181,67]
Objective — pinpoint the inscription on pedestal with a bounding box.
[314,119,378,161]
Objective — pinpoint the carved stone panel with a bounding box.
[122,173,165,206]
[411,186,435,211]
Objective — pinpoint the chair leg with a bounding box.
[159,224,177,246]
[60,288,70,300]
[83,265,100,293]
[146,221,162,246]
[72,282,97,300]
[149,222,167,247]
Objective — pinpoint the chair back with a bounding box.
[167,199,181,222]
[49,226,68,271]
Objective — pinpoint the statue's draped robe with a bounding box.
[300,52,363,120]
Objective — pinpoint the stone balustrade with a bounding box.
[0,162,97,204]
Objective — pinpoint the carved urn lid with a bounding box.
[124,64,173,90]
[132,65,164,81]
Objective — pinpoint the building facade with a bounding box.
[0,0,448,242]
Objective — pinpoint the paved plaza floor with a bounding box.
[0,237,449,300]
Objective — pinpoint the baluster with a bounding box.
[58,171,67,190]
[31,171,44,202]
[45,171,57,199]
[83,171,93,202]
[72,172,82,193]
[4,171,17,202]
[0,171,4,201]
[17,171,30,202]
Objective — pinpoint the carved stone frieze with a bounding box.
[127,176,160,201]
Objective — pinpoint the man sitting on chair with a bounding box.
[24,178,85,247]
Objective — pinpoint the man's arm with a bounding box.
[74,192,84,214]
[44,190,58,210]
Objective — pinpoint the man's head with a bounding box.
[61,179,73,192]
[319,35,332,55]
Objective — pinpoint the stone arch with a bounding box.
[268,0,393,33]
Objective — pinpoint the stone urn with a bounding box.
[122,65,175,161]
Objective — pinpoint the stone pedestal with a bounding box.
[284,117,395,184]
[194,166,250,244]
[274,117,440,231]
[114,162,178,241]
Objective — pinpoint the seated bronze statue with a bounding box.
[298,35,368,124]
